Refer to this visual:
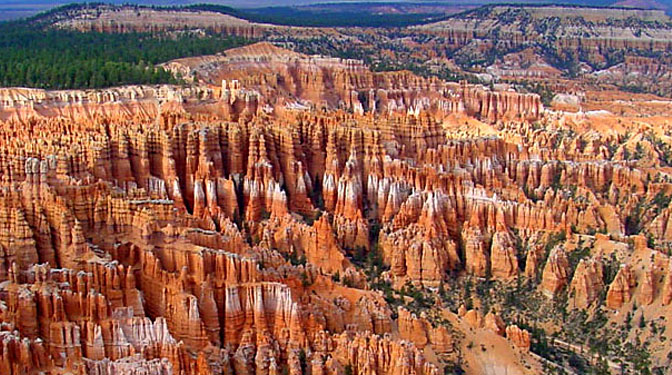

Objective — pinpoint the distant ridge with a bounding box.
[613,0,668,10]
[6,1,672,23]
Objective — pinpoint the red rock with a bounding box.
[541,246,570,297]
[505,325,530,351]
[484,312,506,336]
[462,221,489,278]
[639,269,656,306]
[398,307,429,348]
[490,226,519,279]
[569,258,604,309]
[606,264,636,309]
[463,309,483,329]
[662,262,672,305]
[524,245,542,279]
[0,30,663,375]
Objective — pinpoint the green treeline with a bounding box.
[0,22,249,89]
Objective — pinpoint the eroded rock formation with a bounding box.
[5,30,672,375]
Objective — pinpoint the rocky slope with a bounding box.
[162,42,542,123]
[416,6,672,54]
[42,3,672,99]
[0,43,546,375]
[49,5,269,38]
[3,38,672,375]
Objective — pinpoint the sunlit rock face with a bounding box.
[7,30,672,375]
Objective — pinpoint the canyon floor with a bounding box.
[2,4,672,375]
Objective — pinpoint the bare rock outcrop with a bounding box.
[569,258,604,309]
[506,325,531,351]
[541,247,570,297]
[606,265,636,309]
